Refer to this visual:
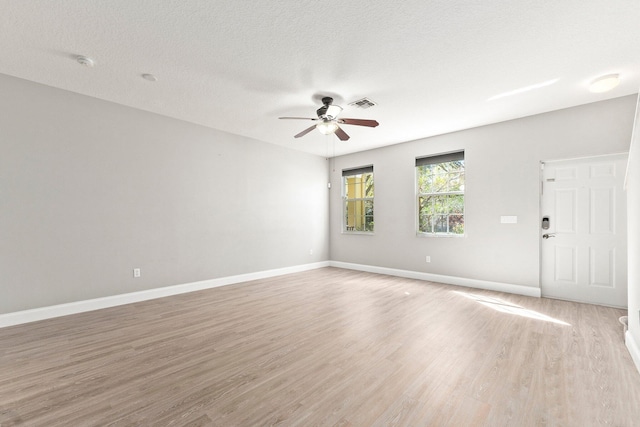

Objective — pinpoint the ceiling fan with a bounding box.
[279,97,379,141]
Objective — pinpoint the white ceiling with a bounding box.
[1,1,639,157]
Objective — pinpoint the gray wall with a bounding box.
[2,71,636,315]
[0,74,329,314]
[330,96,637,289]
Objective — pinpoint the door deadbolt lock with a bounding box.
[542,216,550,230]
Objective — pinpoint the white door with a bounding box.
[540,154,628,307]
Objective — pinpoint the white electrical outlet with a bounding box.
[133,268,141,278]
[309,249,313,255]
[425,256,431,263]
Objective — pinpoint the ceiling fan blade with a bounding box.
[335,126,350,141]
[279,117,318,121]
[294,125,317,138]
[338,118,379,127]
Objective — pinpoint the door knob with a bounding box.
[542,233,556,239]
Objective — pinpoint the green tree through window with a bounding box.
[343,166,374,232]
[416,152,464,235]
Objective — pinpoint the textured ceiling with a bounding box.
[1,1,639,156]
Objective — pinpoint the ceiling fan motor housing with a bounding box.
[316,97,335,118]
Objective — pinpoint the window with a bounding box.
[343,166,374,232]
[416,151,465,235]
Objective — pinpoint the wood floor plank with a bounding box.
[1,267,639,426]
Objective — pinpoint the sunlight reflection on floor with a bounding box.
[453,291,571,326]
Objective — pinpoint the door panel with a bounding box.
[590,187,614,233]
[540,154,628,307]
[589,247,614,287]
[555,189,576,232]
[554,246,576,283]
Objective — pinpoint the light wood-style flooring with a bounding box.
[1,267,639,426]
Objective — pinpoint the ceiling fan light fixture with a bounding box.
[589,74,620,93]
[316,120,338,135]
[325,105,343,119]
[279,96,378,140]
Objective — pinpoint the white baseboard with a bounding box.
[329,261,542,298]
[0,260,541,328]
[626,330,640,376]
[0,261,330,328]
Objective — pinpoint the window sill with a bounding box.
[342,231,375,236]
[416,232,465,238]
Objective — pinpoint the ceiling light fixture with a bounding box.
[76,55,95,67]
[588,74,620,93]
[316,120,338,135]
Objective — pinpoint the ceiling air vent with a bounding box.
[349,97,377,109]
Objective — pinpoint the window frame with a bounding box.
[342,165,374,234]
[415,151,465,237]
